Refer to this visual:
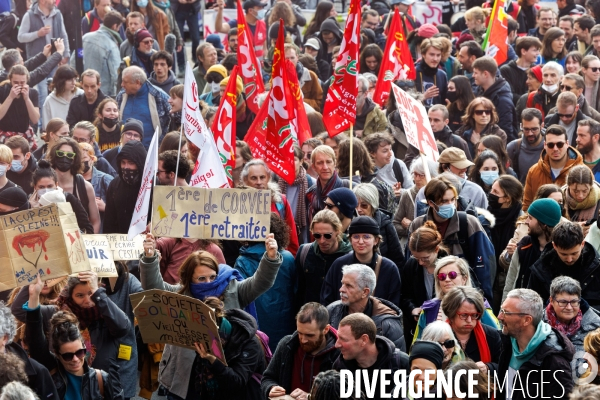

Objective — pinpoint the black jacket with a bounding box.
[66,90,108,129]
[528,241,600,312]
[374,210,404,268]
[103,141,147,234]
[460,323,502,372]
[327,297,406,351]
[0,52,62,87]
[499,60,530,104]
[478,77,518,142]
[544,109,590,147]
[260,329,339,399]
[496,327,574,400]
[6,342,59,400]
[321,252,402,307]
[25,306,125,400]
[333,336,409,400]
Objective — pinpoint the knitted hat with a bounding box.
[0,186,28,207]
[409,341,444,369]
[206,64,228,80]
[327,187,358,219]
[348,216,380,236]
[121,118,144,138]
[417,24,439,39]
[206,34,224,50]
[220,75,244,96]
[531,65,543,83]
[135,29,153,47]
[527,198,562,228]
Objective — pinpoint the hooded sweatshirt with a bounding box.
[103,141,147,234]
[290,328,339,393]
[148,70,182,94]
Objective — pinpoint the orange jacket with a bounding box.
[523,147,583,211]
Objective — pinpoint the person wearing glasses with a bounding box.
[321,216,402,307]
[102,118,144,172]
[497,289,575,399]
[32,118,71,161]
[544,91,590,148]
[456,97,507,161]
[48,137,101,233]
[529,221,600,312]
[507,108,545,185]
[421,321,462,370]
[544,276,600,353]
[320,187,357,234]
[412,256,499,344]
[551,73,600,122]
[523,124,583,210]
[71,121,117,178]
[23,274,125,400]
[441,286,502,374]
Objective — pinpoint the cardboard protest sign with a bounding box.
[392,84,439,162]
[83,234,144,260]
[0,203,90,291]
[130,289,226,365]
[82,235,118,277]
[151,186,271,241]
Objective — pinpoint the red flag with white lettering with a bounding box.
[285,60,311,146]
[237,0,265,115]
[322,0,361,137]
[212,65,238,188]
[372,8,416,107]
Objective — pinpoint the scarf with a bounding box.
[100,24,123,46]
[564,184,600,222]
[545,302,583,338]
[56,286,102,330]
[489,202,523,259]
[152,0,170,10]
[278,166,308,229]
[308,170,343,218]
[189,265,258,322]
[418,59,439,77]
[472,321,492,363]
[509,321,552,370]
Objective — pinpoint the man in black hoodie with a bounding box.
[333,314,409,400]
[262,303,340,400]
[103,140,147,234]
[500,36,541,105]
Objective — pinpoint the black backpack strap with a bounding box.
[512,139,522,178]
[300,243,311,267]
[443,211,470,256]
[392,159,404,187]
[74,174,90,215]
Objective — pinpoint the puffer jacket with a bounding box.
[260,329,339,399]
[522,147,584,210]
[327,297,406,351]
[139,250,283,400]
[25,306,124,400]
[478,77,518,141]
[352,98,388,137]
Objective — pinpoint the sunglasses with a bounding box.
[456,312,482,321]
[56,150,76,159]
[474,109,492,116]
[589,67,600,72]
[60,348,86,361]
[546,141,566,149]
[324,202,336,209]
[559,84,573,91]
[557,111,575,119]
[313,233,333,239]
[439,339,455,349]
[437,271,460,281]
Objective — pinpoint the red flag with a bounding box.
[483,0,509,66]
[372,8,416,107]
[322,0,361,137]
[237,0,265,114]
[212,65,238,188]
[285,61,311,146]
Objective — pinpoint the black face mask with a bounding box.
[446,90,457,103]
[82,161,91,174]
[54,157,74,172]
[488,193,502,209]
[121,168,140,185]
[103,117,119,129]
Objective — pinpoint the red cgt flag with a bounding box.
[372,8,416,107]
[237,0,265,114]
[322,0,361,137]
[285,60,311,146]
[211,65,238,188]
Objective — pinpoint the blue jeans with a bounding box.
[36,78,48,130]
[175,8,200,72]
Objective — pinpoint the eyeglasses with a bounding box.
[589,67,600,72]
[123,131,142,140]
[411,255,433,263]
[313,232,333,240]
[324,202,336,209]
[546,141,566,149]
[412,172,425,179]
[522,127,540,133]
[437,271,460,281]
[60,348,86,361]
[73,136,90,143]
[56,150,76,159]
[499,308,529,317]
[456,312,482,321]
[557,111,575,119]
[439,339,455,349]
[351,234,374,242]
[560,84,573,91]
[192,274,217,283]
[357,202,371,209]
[553,298,581,308]
[474,109,492,116]
[140,39,153,45]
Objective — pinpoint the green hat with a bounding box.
[527,199,562,227]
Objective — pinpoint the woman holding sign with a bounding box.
[140,232,283,400]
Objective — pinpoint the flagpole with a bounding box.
[349,124,353,190]
[174,124,183,186]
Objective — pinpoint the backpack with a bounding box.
[251,330,273,384]
[392,159,404,188]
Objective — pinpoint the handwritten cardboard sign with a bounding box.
[130,289,226,365]
[83,234,144,260]
[151,186,271,241]
[0,203,91,291]
[82,235,118,277]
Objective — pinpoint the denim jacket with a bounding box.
[91,166,113,203]
[82,27,121,96]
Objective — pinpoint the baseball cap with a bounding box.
[305,38,321,51]
[438,148,475,169]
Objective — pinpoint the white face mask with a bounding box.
[210,82,220,94]
[542,83,558,94]
[37,187,57,198]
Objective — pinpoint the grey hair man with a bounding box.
[351,74,387,138]
[496,289,574,399]
[325,264,406,351]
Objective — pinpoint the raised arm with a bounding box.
[140,233,182,292]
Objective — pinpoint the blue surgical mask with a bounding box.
[435,203,456,219]
[11,160,24,173]
[137,0,148,7]
[257,9,266,19]
[0,164,6,177]
[480,170,499,186]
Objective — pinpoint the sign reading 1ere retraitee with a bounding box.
[151,187,271,241]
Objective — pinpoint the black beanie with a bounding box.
[348,216,380,236]
[409,341,444,369]
[121,118,144,139]
[0,186,28,208]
